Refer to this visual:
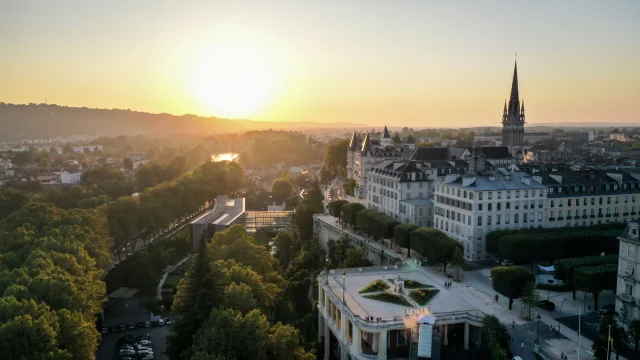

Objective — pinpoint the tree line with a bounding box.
[486,223,623,265]
[0,202,113,359]
[330,200,465,273]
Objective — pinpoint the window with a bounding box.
[551,200,555,208]
[567,210,572,217]
[599,197,603,205]
[477,217,482,226]
[497,203,502,211]
[568,199,572,206]
[583,198,587,206]
[591,198,595,205]
[497,214,501,225]
[558,210,563,218]
[479,204,483,211]
[514,214,519,223]
[479,192,483,200]
[397,330,407,346]
[497,191,502,199]
[626,284,633,296]
[487,215,492,226]
[506,202,511,210]
[507,191,511,199]
[505,214,510,224]
[523,213,528,222]
[559,200,563,207]
[488,203,492,211]
[488,192,493,200]
[516,190,520,198]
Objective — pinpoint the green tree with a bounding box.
[328,199,348,219]
[166,235,226,360]
[268,322,315,360]
[343,178,357,196]
[272,178,294,201]
[340,202,365,226]
[573,263,617,311]
[190,308,270,360]
[592,315,627,360]
[0,189,31,220]
[450,246,466,281]
[479,315,511,360]
[392,132,402,144]
[273,230,299,269]
[491,266,535,310]
[322,138,348,179]
[519,282,540,320]
[393,223,418,257]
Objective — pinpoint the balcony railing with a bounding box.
[549,218,556,221]
[618,293,637,305]
[623,212,629,216]
[558,217,564,220]
[590,215,596,218]
[582,215,588,219]
[606,214,612,218]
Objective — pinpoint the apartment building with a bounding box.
[616,220,640,326]
[433,172,547,261]
[366,159,468,226]
[537,171,640,228]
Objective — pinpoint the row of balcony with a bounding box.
[549,212,640,221]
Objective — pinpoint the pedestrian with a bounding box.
[560,352,564,360]
[495,294,499,303]
[512,321,516,329]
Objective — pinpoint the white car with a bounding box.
[500,260,515,266]
[158,318,164,326]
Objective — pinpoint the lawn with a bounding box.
[409,289,440,305]
[162,275,182,289]
[404,279,433,289]
[359,279,390,293]
[363,292,412,306]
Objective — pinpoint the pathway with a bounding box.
[156,254,192,300]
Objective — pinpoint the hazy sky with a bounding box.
[1,0,639,126]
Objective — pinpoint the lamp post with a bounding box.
[536,314,541,344]
[558,298,567,337]
[325,256,329,285]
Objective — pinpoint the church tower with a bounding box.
[501,61,525,158]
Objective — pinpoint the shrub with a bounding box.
[328,200,348,218]
[404,279,431,289]
[409,289,439,305]
[341,202,365,226]
[363,292,411,306]
[359,280,390,293]
[535,283,572,292]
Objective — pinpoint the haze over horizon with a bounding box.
[1,0,639,127]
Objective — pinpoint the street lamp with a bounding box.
[536,314,541,344]
[342,271,346,305]
[558,298,568,337]
[325,256,329,284]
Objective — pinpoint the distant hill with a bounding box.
[0,103,365,141]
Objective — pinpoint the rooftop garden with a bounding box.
[363,292,412,306]
[385,278,433,289]
[359,279,390,293]
[409,289,440,306]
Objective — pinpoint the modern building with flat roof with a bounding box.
[318,265,485,360]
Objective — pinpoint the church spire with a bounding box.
[508,61,520,117]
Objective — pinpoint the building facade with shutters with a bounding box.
[616,220,640,326]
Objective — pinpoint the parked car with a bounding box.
[164,317,172,325]
[150,320,159,327]
[118,324,127,332]
[538,300,556,311]
[599,304,616,316]
[108,325,117,332]
[127,322,136,330]
[136,334,151,342]
[135,321,144,328]
[144,321,151,328]
[158,318,165,326]
[101,326,108,334]
[500,259,514,266]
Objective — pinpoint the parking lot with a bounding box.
[97,325,171,360]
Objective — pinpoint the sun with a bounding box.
[192,42,275,119]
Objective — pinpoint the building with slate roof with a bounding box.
[347,126,416,197]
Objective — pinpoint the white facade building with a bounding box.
[434,172,547,261]
[60,171,82,184]
[318,266,485,360]
[616,220,640,326]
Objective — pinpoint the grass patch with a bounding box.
[163,275,182,289]
[404,279,433,289]
[359,280,390,293]
[363,292,411,306]
[409,289,440,305]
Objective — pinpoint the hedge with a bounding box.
[356,208,399,240]
[535,283,572,292]
[486,222,625,256]
[341,202,365,226]
[554,254,618,284]
[496,229,620,264]
[394,224,418,250]
[410,227,461,267]
[328,199,348,218]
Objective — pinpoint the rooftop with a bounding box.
[323,265,479,322]
[442,172,546,191]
